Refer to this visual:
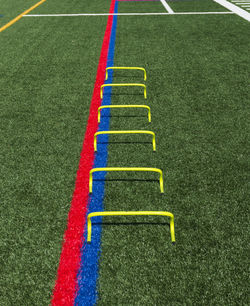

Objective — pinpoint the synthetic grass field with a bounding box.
[0,0,249,304]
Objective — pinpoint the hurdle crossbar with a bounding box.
[97,105,151,123]
[100,83,147,99]
[89,167,164,193]
[87,211,175,244]
[105,67,147,81]
[94,130,156,152]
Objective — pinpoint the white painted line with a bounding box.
[24,12,234,17]
[213,0,250,21]
[166,11,233,14]
[160,0,174,14]
[235,2,250,3]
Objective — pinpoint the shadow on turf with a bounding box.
[93,178,159,183]
[93,178,162,190]
[98,141,152,145]
[92,221,170,227]
[101,115,148,119]
[103,93,143,97]
[110,74,144,78]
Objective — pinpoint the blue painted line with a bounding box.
[75,2,119,305]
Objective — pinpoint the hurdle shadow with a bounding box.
[98,141,152,145]
[92,221,170,227]
[109,73,144,79]
[103,92,144,97]
[92,178,161,191]
[101,114,147,119]
[93,178,159,183]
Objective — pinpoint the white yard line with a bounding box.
[160,0,174,14]
[213,0,250,20]
[166,11,233,14]
[24,12,234,17]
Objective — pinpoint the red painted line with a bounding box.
[51,0,116,304]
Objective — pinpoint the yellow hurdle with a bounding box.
[89,167,164,193]
[105,67,147,81]
[100,83,147,99]
[98,105,151,123]
[87,211,175,244]
[94,130,156,152]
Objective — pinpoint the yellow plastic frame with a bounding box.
[87,211,175,244]
[97,105,151,123]
[94,130,156,152]
[105,67,147,81]
[89,167,164,193]
[100,83,147,99]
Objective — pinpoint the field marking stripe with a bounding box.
[213,0,250,21]
[160,0,174,13]
[0,0,46,33]
[51,0,116,304]
[74,2,118,303]
[168,11,233,14]
[24,12,234,17]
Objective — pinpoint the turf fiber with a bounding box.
[117,1,166,13]
[0,10,108,305]
[97,8,250,306]
[168,0,230,12]
[0,0,36,26]
[0,0,249,305]
[33,0,112,14]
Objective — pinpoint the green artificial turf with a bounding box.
[1,0,249,305]
[0,11,108,305]
[33,0,112,14]
[96,13,250,305]
[169,0,229,12]
[0,0,36,26]
[117,2,166,13]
